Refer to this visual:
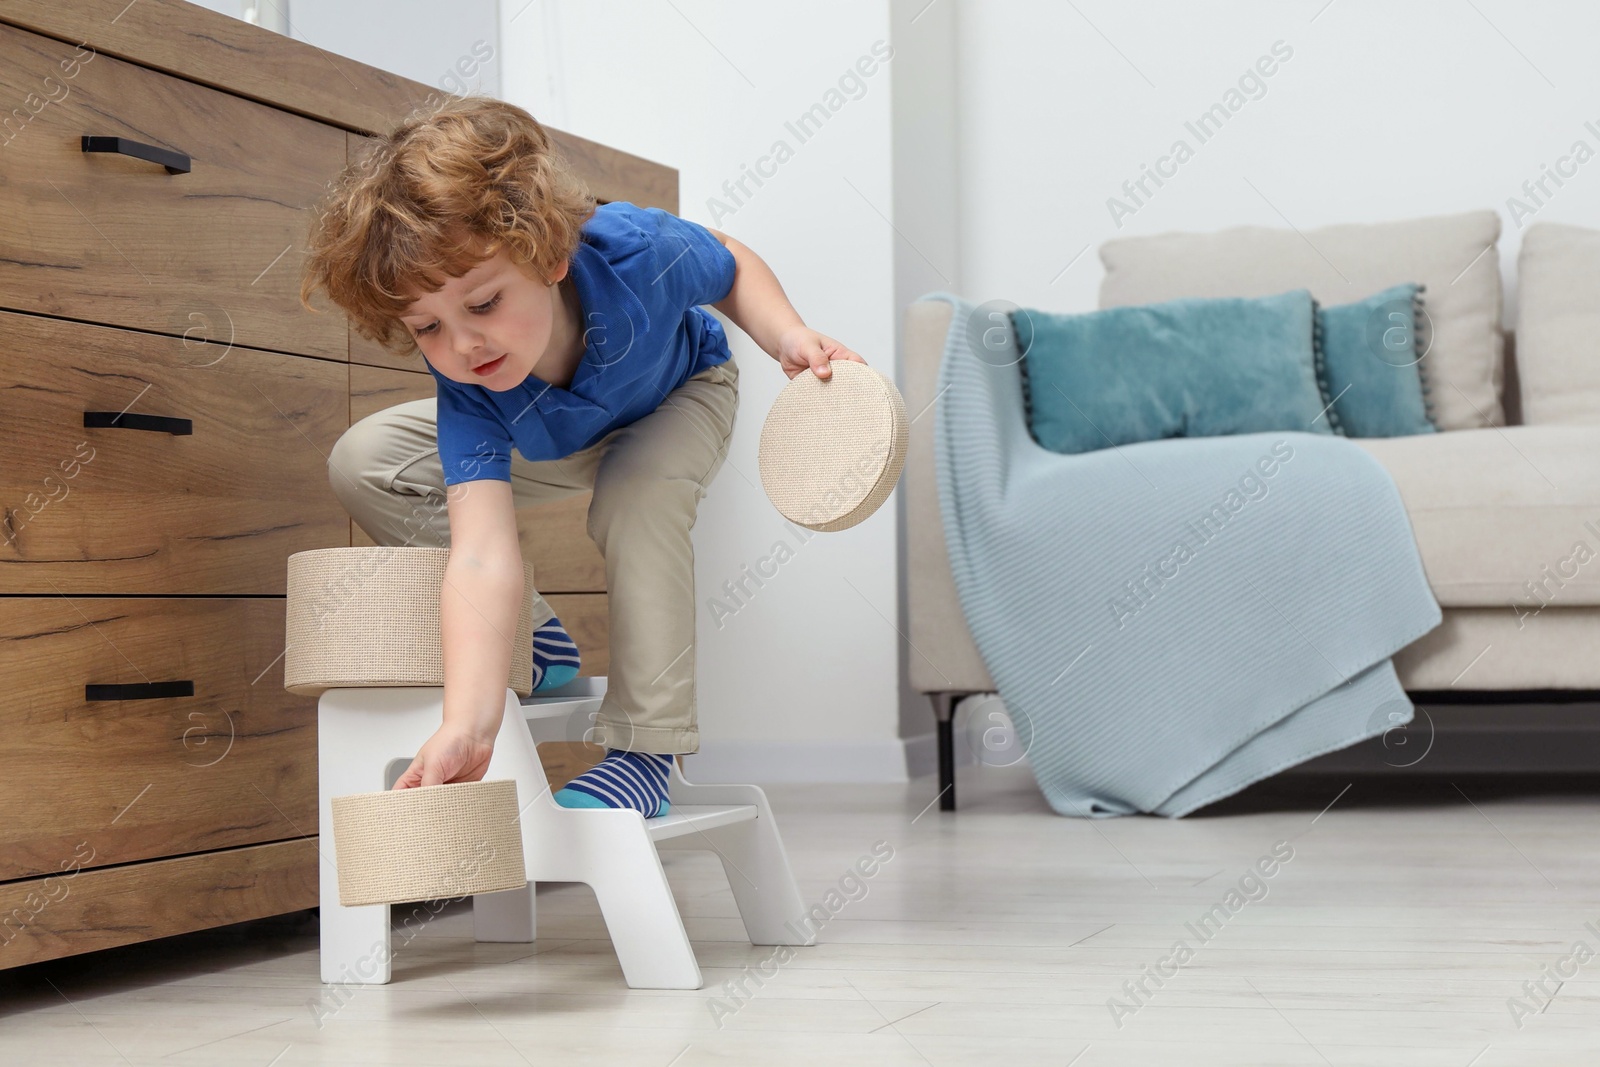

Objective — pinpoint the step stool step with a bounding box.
[646,803,759,841]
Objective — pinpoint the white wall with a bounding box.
[889,0,960,747]
[504,1,911,782]
[956,0,1600,328]
[186,0,501,101]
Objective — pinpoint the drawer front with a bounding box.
[0,597,314,883]
[0,838,317,969]
[350,360,435,420]
[0,24,348,359]
[351,325,425,373]
[0,310,349,594]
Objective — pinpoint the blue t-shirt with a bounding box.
[426,201,737,485]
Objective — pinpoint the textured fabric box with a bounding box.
[1016,289,1333,454]
[1099,210,1505,430]
[283,546,536,697]
[330,779,528,907]
[1514,221,1600,425]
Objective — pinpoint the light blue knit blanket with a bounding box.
[925,292,1443,817]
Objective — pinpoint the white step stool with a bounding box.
[316,675,815,989]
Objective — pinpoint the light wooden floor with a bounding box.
[3,766,1599,1065]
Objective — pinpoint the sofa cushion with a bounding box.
[1016,289,1334,454]
[1099,210,1505,431]
[1394,605,1600,691]
[1514,221,1600,425]
[1348,425,1600,609]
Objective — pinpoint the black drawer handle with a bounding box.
[86,680,196,701]
[85,411,193,435]
[81,135,191,175]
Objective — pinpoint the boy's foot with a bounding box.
[531,615,581,691]
[553,749,674,817]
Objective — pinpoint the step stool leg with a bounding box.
[472,883,536,942]
[658,766,815,947]
[316,686,448,986]
[581,819,703,989]
[472,689,554,943]
[664,819,813,947]
[457,690,699,986]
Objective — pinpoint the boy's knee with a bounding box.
[586,474,696,541]
[327,421,388,507]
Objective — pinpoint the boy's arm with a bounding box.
[440,478,525,742]
[391,460,524,789]
[705,228,868,381]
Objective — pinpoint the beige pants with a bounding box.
[326,358,740,754]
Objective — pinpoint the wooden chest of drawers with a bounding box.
[0,0,673,968]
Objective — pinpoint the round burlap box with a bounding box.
[283,546,536,698]
[758,360,908,533]
[330,778,528,907]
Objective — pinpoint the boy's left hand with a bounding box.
[776,326,867,381]
[392,723,496,789]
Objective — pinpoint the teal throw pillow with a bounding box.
[1015,288,1335,456]
[1316,283,1437,437]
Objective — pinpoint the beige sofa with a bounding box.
[904,212,1600,809]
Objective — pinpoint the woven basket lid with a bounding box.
[330,778,528,907]
[283,546,535,697]
[758,360,908,532]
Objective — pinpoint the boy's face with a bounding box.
[398,241,568,390]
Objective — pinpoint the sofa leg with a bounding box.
[931,692,958,811]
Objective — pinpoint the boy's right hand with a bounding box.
[393,724,496,789]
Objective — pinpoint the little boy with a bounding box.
[300,97,863,816]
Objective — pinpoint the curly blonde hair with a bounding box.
[299,95,596,355]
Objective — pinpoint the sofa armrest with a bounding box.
[903,298,996,695]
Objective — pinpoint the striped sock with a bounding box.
[531,615,581,692]
[553,749,674,817]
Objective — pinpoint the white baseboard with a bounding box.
[680,738,917,784]
[552,678,970,783]
[681,730,988,784]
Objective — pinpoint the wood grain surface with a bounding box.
[0,23,349,359]
[0,310,349,594]
[0,838,318,968]
[0,597,312,882]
